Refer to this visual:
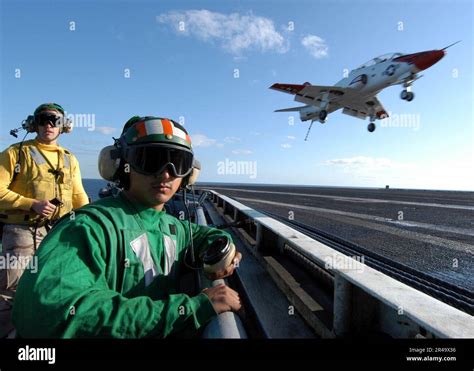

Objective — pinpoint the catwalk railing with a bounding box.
[207,190,474,339]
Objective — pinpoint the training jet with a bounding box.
[270,42,459,139]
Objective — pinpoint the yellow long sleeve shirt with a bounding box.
[0,139,89,217]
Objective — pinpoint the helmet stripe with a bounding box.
[144,119,165,135]
[161,119,173,136]
[123,116,192,149]
[173,127,188,141]
[136,121,147,137]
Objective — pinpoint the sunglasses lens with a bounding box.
[127,146,193,177]
[36,114,61,127]
[168,148,194,176]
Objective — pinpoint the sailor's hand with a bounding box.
[31,199,57,218]
[204,250,242,281]
[202,284,242,314]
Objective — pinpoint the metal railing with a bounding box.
[190,197,247,339]
[207,190,474,339]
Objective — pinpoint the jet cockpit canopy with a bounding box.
[355,53,404,69]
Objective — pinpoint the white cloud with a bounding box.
[192,133,217,147]
[287,135,296,140]
[325,156,414,170]
[157,10,289,55]
[301,35,328,59]
[95,126,117,135]
[231,149,253,155]
[224,136,241,143]
[281,143,292,149]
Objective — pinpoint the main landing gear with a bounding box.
[400,89,414,102]
[319,109,327,121]
[367,111,377,133]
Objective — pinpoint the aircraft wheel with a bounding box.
[319,110,328,121]
[367,123,376,132]
[400,90,409,100]
[406,92,414,101]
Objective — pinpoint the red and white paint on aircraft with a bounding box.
[270,42,459,139]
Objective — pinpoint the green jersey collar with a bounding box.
[120,191,167,229]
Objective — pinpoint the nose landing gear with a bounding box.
[367,122,376,132]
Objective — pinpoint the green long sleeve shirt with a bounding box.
[12,192,232,338]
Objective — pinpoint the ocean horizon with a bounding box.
[82,179,474,201]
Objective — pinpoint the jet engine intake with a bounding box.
[349,74,368,89]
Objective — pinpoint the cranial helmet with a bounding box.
[98,116,200,188]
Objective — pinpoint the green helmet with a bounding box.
[121,116,192,150]
[117,116,194,179]
[34,103,65,116]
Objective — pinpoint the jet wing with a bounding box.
[270,83,350,106]
[341,95,389,121]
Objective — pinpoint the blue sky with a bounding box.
[1,0,473,190]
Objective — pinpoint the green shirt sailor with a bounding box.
[12,116,242,338]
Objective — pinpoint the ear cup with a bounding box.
[22,115,36,133]
[183,158,201,188]
[187,167,200,186]
[98,145,121,181]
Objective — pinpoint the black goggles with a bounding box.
[125,144,194,178]
[35,113,62,127]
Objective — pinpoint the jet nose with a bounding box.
[413,50,445,71]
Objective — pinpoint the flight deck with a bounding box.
[191,184,473,338]
[198,184,473,292]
